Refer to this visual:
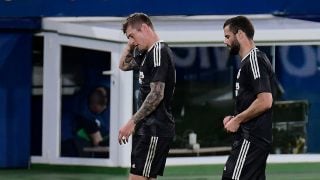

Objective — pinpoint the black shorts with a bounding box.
[130,134,172,178]
[222,138,270,180]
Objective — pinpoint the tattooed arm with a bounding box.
[118,81,165,144]
[132,81,165,124]
[119,44,139,71]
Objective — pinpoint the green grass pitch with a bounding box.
[0,163,320,180]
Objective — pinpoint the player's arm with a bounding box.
[119,44,139,71]
[233,92,272,124]
[225,92,272,132]
[236,58,274,123]
[118,81,165,144]
[132,81,165,124]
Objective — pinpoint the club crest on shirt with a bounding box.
[139,71,144,84]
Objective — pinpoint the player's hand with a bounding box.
[224,116,240,133]
[118,119,135,145]
[223,115,233,126]
[126,42,136,53]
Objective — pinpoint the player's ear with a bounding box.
[141,23,149,32]
[237,30,245,39]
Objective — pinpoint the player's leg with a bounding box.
[222,139,243,179]
[130,134,172,179]
[239,140,269,180]
[129,173,157,180]
[242,152,267,180]
[129,173,148,180]
[222,138,269,180]
[221,177,233,180]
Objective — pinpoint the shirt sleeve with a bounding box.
[150,43,169,83]
[247,55,272,95]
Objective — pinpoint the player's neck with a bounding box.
[146,38,161,52]
[239,40,255,59]
[146,32,160,50]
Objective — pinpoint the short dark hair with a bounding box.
[223,16,255,39]
[89,87,109,106]
[122,12,154,34]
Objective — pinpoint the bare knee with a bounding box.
[129,173,156,180]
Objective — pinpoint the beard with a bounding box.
[229,40,240,55]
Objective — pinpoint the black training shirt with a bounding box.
[134,41,176,137]
[235,48,275,144]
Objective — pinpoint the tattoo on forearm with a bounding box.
[123,55,138,69]
[120,50,138,71]
[133,82,165,124]
[125,54,133,63]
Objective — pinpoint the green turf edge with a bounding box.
[28,163,129,175]
[2,162,320,177]
[266,162,320,173]
[164,164,224,176]
[164,162,320,176]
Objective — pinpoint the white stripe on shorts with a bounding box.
[142,136,158,177]
[232,139,251,180]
